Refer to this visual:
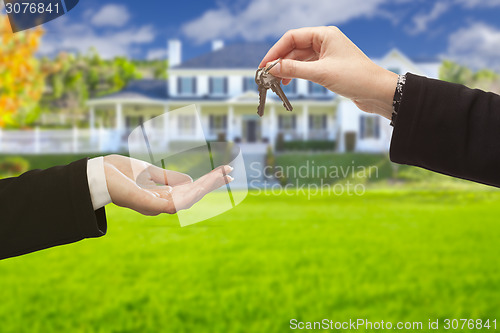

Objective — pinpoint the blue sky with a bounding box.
[6,0,500,69]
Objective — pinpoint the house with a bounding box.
[86,40,440,153]
[337,50,440,152]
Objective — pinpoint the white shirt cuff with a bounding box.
[87,157,112,210]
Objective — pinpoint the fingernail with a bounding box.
[227,175,234,182]
[267,62,281,75]
[225,165,234,173]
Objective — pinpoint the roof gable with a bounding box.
[173,42,271,69]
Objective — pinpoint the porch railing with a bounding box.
[0,128,124,154]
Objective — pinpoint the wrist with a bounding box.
[373,68,399,119]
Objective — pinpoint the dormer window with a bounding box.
[209,77,228,96]
[178,77,196,95]
[309,82,328,95]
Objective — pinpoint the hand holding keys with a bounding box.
[255,59,293,117]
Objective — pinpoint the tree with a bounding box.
[440,60,499,93]
[40,51,142,126]
[0,14,45,127]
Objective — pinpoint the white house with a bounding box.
[86,40,440,153]
[337,49,440,152]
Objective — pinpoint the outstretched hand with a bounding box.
[103,154,233,216]
[260,26,398,118]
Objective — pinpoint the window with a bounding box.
[309,115,327,130]
[360,115,380,139]
[209,77,227,95]
[309,82,328,95]
[178,115,196,135]
[278,115,296,130]
[178,77,196,95]
[243,77,257,92]
[209,115,227,131]
[282,80,296,95]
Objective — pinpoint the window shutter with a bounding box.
[177,77,182,94]
[243,77,247,91]
[209,78,213,94]
[374,117,380,139]
[360,116,365,139]
[209,115,214,129]
[292,115,296,129]
[224,78,228,94]
[192,77,197,94]
[223,115,228,129]
[278,116,283,129]
[322,115,327,129]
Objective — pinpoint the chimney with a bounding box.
[212,40,224,52]
[168,39,182,68]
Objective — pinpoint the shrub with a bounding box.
[283,140,336,151]
[275,133,285,152]
[344,132,356,152]
[0,157,30,178]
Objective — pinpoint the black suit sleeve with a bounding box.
[0,158,107,260]
[390,73,500,188]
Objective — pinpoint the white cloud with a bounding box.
[455,0,500,8]
[409,2,449,35]
[39,14,155,59]
[182,0,389,44]
[446,22,500,70]
[91,4,130,27]
[146,48,168,60]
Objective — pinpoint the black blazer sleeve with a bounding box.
[0,158,107,260]
[390,73,500,188]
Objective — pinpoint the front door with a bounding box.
[246,120,257,142]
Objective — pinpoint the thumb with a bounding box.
[268,59,321,82]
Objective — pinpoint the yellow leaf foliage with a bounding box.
[0,14,45,127]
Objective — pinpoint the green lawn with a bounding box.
[1,189,500,332]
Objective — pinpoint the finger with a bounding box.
[283,48,319,62]
[259,27,325,67]
[145,165,193,186]
[171,166,234,211]
[197,165,234,190]
[268,49,318,86]
[268,58,323,82]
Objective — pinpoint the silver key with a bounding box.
[255,59,293,117]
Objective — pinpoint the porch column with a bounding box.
[72,125,78,153]
[163,105,170,150]
[115,103,124,131]
[197,105,203,139]
[34,127,40,154]
[270,105,277,148]
[89,106,95,132]
[302,104,309,140]
[227,105,234,141]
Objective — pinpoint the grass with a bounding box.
[1,188,500,332]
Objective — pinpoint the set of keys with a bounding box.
[255,58,293,117]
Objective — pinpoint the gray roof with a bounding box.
[96,79,168,100]
[173,42,272,69]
